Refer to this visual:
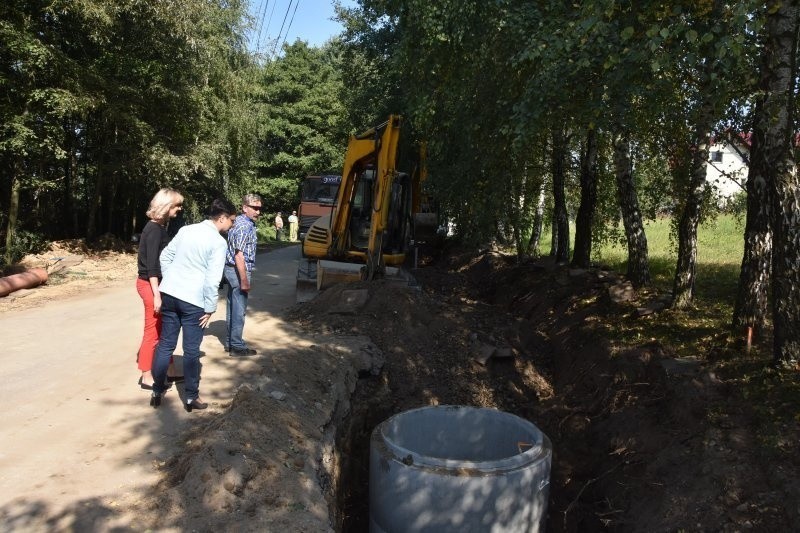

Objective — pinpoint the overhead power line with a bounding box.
[270,0,297,59]
[255,0,270,52]
[279,0,301,54]
[262,0,279,53]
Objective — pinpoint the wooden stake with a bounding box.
[745,326,753,354]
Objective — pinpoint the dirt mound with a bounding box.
[291,278,554,410]
[135,334,386,532]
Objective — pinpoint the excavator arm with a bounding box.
[363,115,401,279]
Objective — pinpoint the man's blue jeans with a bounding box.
[152,292,205,402]
[224,265,250,351]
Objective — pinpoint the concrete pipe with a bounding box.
[0,268,48,298]
[370,405,552,533]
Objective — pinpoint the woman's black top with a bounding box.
[137,220,169,280]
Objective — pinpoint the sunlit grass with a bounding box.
[596,215,743,303]
[537,214,746,358]
[533,214,795,456]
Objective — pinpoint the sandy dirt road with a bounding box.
[0,245,304,531]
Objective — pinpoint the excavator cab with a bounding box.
[346,167,413,258]
[347,169,374,251]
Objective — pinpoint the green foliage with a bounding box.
[0,229,48,267]
[0,0,255,246]
[591,145,626,248]
[335,0,771,295]
[635,149,678,218]
[250,40,349,213]
[0,0,777,300]
[256,177,300,215]
[721,190,748,217]
[348,1,547,244]
[256,222,275,243]
[537,213,742,305]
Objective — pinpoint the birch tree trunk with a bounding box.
[551,127,570,263]
[733,99,772,334]
[613,129,650,287]
[511,168,525,261]
[3,168,21,266]
[762,0,800,366]
[672,108,712,309]
[526,181,546,257]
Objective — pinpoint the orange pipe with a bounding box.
[0,268,48,297]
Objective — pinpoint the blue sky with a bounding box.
[246,0,357,54]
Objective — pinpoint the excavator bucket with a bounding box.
[296,258,417,303]
[413,212,439,242]
[296,259,366,303]
[296,259,320,303]
[317,260,364,290]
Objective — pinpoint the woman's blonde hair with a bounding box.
[146,188,184,223]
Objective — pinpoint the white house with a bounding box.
[706,134,749,203]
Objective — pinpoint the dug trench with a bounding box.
[307,250,792,531]
[135,248,794,531]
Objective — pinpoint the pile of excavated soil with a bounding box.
[134,332,385,532]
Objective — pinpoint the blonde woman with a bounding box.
[136,188,184,389]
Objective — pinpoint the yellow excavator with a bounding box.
[297,115,424,299]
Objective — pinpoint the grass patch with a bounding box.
[537,214,742,300]
[256,223,296,245]
[535,214,797,457]
[534,214,758,360]
[590,216,744,357]
[592,215,743,299]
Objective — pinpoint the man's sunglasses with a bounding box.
[247,205,262,211]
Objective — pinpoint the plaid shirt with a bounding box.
[226,215,257,271]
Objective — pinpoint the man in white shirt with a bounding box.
[150,198,237,412]
[274,211,284,241]
[288,210,299,241]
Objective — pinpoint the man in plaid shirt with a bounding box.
[223,193,262,356]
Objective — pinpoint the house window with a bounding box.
[711,151,723,163]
